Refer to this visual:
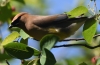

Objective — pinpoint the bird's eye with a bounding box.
[11,20,19,25]
[11,16,21,26]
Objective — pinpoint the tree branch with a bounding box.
[61,34,100,41]
[5,59,10,65]
[54,44,100,49]
[54,34,100,49]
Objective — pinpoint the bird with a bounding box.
[9,12,89,41]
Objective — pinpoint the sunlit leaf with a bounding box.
[83,18,97,44]
[67,6,88,17]
[24,0,45,8]
[40,34,59,50]
[20,29,29,39]
[1,31,19,46]
[32,58,40,65]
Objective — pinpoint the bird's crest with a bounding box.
[12,12,28,22]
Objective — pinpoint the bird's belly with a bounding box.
[26,29,72,41]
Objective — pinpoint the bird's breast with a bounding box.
[23,27,72,40]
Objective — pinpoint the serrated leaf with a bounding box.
[40,34,59,50]
[67,6,88,17]
[40,48,56,65]
[83,18,97,44]
[20,29,29,39]
[3,42,40,59]
[1,32,19,46]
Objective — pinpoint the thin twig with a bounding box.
[54,44,100,49]
[62,38,84,41]
[5,59,10,65]
[62,34,100,41]
[54,34,100,49]
[0,22,3,40]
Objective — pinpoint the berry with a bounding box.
[91,57,97,64]
[11,6,16,12]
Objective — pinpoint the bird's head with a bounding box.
[9,12,28,29]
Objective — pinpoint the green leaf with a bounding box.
[20,38,28,45]
[79,62,87,65]
[24,58,40,65]
[3,42,40,59]
[96,58,100,65]
[40,34,59,50]
[32,47,41,56]
[67,6,88,17]
[0,3,12,22]
[83,18,97,44]
[66,59,77,65]
[33,58,40,65]
[40,48,56,65]
[20,38,40,56]
[0,53,12,61]
[1,31,19,46]
[11,0,25,4]
[20,29,29,39]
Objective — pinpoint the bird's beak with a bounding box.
[9,25,13,29]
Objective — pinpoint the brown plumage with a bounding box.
[9,12,88,40]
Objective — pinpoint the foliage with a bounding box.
[0,0,100,65]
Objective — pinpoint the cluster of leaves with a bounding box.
[0,0,26,23]
[0,0,99,65]
[0,31,58,65]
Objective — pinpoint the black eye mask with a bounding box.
[9,16,21,28]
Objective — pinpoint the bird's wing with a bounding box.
[31,14,88,28]
[31,14,68,28]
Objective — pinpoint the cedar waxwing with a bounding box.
[9,12,88,40]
